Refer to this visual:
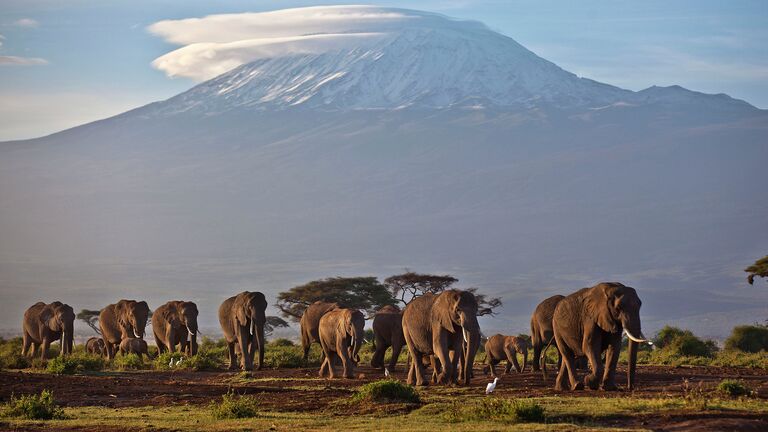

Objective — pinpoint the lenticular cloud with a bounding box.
[148,5,423,81]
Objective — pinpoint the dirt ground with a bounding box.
[1,364,767,431]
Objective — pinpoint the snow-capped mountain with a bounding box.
[1,6,766,338]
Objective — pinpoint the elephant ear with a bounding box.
[39,306,54,327]
[234,294,248,326]
[433,291,459,333]
[160,304,177,325]
[137,301,149,315]
[586,283,619,333]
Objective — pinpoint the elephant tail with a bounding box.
[541,337,555,380]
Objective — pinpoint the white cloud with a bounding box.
[14,18,39,28]
[0,55,48,66]
[148,6,423,81]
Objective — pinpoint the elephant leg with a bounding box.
[319,356,330,378]
[403,331,427,386]
[505,347,521,373]
[406,355,416,385]
[237,325,252,371]
[601,338,621,391]
[583,336,604,391]
[554,334,581,391]
[389,340,403,372]
[154,332,166,354]
[21,333,31,357]
[532,340,542,372]
[434,332,452,385]
[488,357,498,377]
[40,337,51,361]
[226,342,237,370]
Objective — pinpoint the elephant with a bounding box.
[153,301,199,356]
[119,337,150,360]
[552,282,648,391]
[218,291,268,371]
[85,337,106,356]
[530,295,565,372]
[318,308,365,379]
[99,300,150,360]
[371,304,404,371]
[21,301,75,360]
[300,301,339,361]
[402,290,481,386]
[483,334,528,377]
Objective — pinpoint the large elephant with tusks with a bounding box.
[219,291,268,371]
[99,300,150,360]
[402,290,481,386]
[22,302,75,360]
[552,282,648,391]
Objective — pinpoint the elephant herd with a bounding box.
[20,282,648,391]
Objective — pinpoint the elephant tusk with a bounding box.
[188,329,195,337]
[133,328,140,338]
[462,326,468,344]
[624,329,649,344]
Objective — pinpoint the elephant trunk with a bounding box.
[461,319,481,385]
[628,339,638,390]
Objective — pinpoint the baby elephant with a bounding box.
[484,334,529,377]
[119,337,150,360]
[85,337,106,356]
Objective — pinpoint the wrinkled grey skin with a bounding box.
[153,301,199,356]
[22,301,75,360]
[318,308,365,379]
[218,291,268,371]
[119,337,151,360]
[99,300,150,360]
[483,334,529,377]
[402,290,481,386]
[552,282,647,391]
[371,305,404,371]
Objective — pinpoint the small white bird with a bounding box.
[486,377,499,394]
[168,358,174,368]
[384,367,390,378]
[175,358,183,366]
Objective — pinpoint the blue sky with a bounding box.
[1,0,766,140]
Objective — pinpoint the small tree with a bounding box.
[724,325,768,353]
[77,309,101,335]
[383,272,502,316]
[746,255,768,285]
[264,316,290,338]
[276,277,396,322]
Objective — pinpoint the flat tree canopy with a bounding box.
[384,271,502,316]
[746,255,768,285]
[276,276,396,322]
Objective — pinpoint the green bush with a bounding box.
[668,334,717,358]
[0,337,31,369]
[0,390,66,420]
[209,390,261,419]
[717,379,752,397]
[653,326,690,349]
[710,349,768,369]
[153,351,186,371]
[268,338,295,347]
[724,325,768,353]
[263,346,304,368]
[353,380,420,404]
[186,350,222,371]
[46,354,104,375]
[113,353,145,370]
[445,398,545,423]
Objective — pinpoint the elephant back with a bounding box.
[301,301,339,343]
[22,302,49,342]
[402,293,437,354]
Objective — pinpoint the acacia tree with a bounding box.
[264,316,290,337]
[383,271,502,316]
[746,255,768,285]
[77,309,101,335]
[276,276,396,322]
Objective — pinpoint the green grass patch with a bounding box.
[113,353,145,370]
[0,390,66,420]
[717,379,753,397]
[353,379,421,404]
[209,390,261,419]
[443,398,545,424]
[46,353,104,375]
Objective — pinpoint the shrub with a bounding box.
[46,354,104,375]
[113,353,145,370]
[209,390,261,419]
[445,398,545,423]
[0,390,66,420]
[711,349,768,369]
[353,380,420,404]
[263,346,304,368]
[0,338,31,369]
[153,351,186,371]
[268,338,295,347]
[654,326,690,349]
[668,334,717,358]
[186,350,222,371]
[717,379,752,397]
[724,325,768,353]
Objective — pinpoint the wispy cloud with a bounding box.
[147,6,425,81]
[14,18,39,28]
[0,55,48,66]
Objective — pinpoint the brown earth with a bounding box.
[1,364,767,431]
